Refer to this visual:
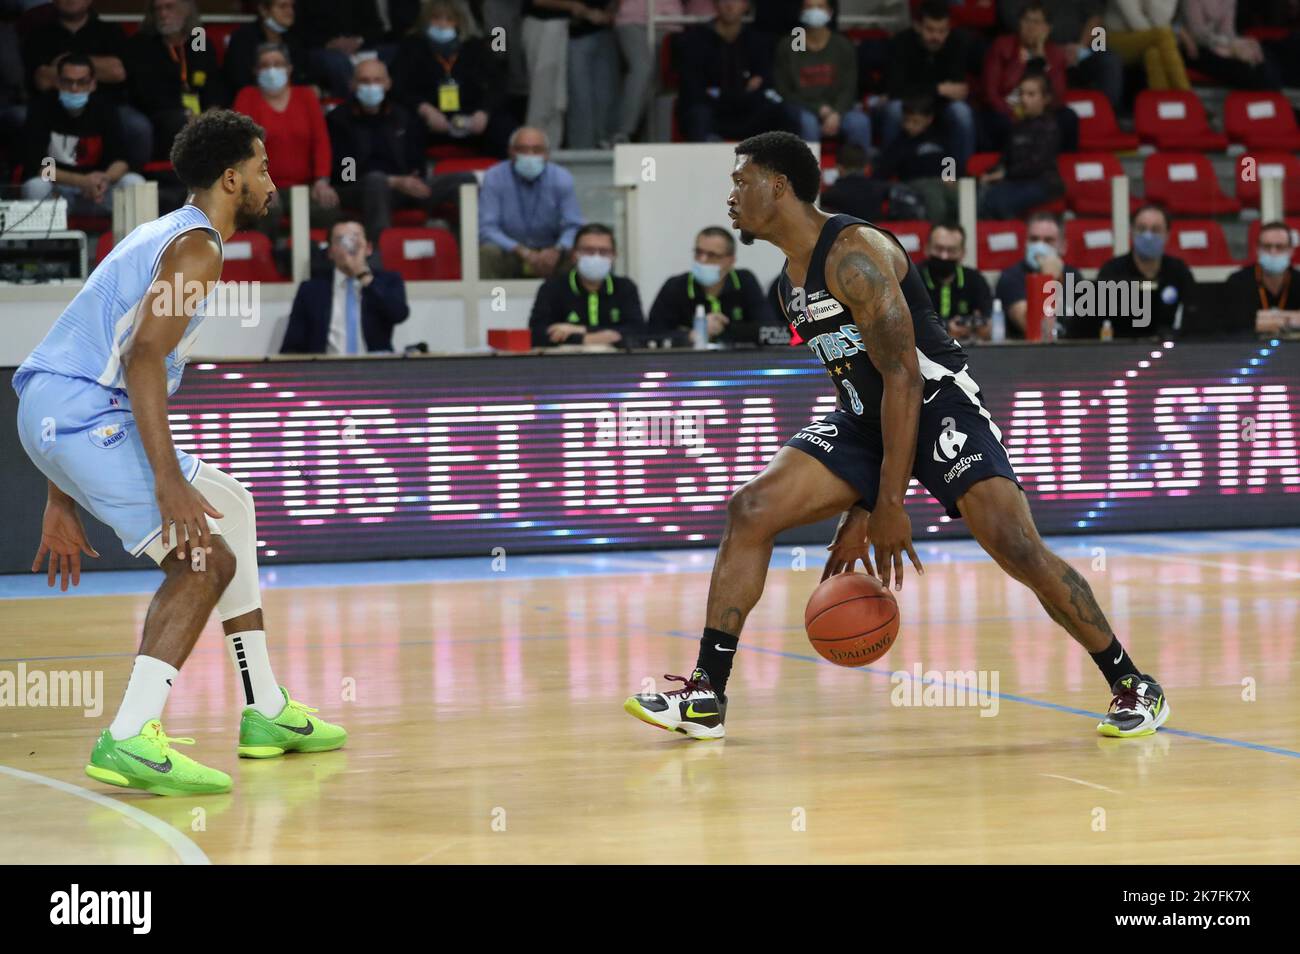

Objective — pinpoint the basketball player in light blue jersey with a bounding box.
[13,110,346,796]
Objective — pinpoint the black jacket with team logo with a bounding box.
[647,268,781,345]
[528,267,646,346]
[776,214,967,426]
[22,90,127,179]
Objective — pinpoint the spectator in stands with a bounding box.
[647,226,778,346]
[21,52,146,216]
[478,126,585,279]
[126,0,229,161]
[920,223,993,342]
[0,21,26,162]
[224,0,306,96]
[297,0,392,100]
[676,0,800,142]
[820,142,889,220]
[25,0,151,168]
[1180,0,1283,89]
[327,58,430,239]
[882,0,975,170]
[874,96,957,224]
[567,1,620,149]
[233,43,339,233]
[1239,0,1300,86]
[1094,204,1196,337]
[611,1,712,144]
[981,2,1078,152]
[774,0,871,152]
[529,223,645,346]
[281,220,411,354]
[1224,221,1300,335]
[519,0,592,148]
[1102,0,1191,91]
[998,1,1123,113]
[978,73,1064,220]
[394,0,514,157]
[994,211,1083,338]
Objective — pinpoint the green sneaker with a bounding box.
[85,720,232,796]
[238,687,347,758]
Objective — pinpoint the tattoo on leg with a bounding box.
[1036,594,1073,632]
[718,608,743,634]
[1061,565,1115,638]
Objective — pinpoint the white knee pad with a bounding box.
[145,462,263,621]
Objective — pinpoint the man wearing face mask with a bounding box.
[21,52,146,218]
[647,226,778,346]
[1095,204,1195,338]
[1223,222,1300,337]
[993,211,1082,338]
[479,126,586,279]
[528,224,645,346]
[920,224,993,343]
[224,0,306,94]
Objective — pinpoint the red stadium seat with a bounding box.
[1063,91,1139,152]
[380,227,460,280]
[1224,91,1300,151]
[94,232,114,266]
[1063,219,1116,269]
[205,22,238,66]
[426,143,486,160]
[976,220,1025,271]
[222,231,285,282]
[660,32,679,90]
[1168,220,1236,267]
[965,151,1000,178]
[948,0,996,28]
[1143,153,1241,215]
[883,220,931,263]
[390,209,429,227]
[433,157,498,177]
[1247,218,1300,265]
[67,215,110,234]
[1133,90,1228,151]
[1235,153,1300,213]
[1058,153,1137,215]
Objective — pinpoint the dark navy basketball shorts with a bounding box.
[784,370,1021,519]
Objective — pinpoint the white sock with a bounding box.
[225,630,283,717]
[109,655,178,741]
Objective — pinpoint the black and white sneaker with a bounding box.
[624,670,726,740]
[1097,674,1170,738]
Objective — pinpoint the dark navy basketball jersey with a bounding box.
[776,214,967,425]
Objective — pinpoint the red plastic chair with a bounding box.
[1058,153,1137,216]
[1064,219,1116,269]
[379,227,460,280]
[221,231,285,282]
[884,221,932,263]
[1134,90,1228,151]
[1168,220,1236,267]
[1235,153,1300,213]
[1063,91,1139,151]
[1143,153,1241,215]
[1224,91,1300,151]
[977,220,1026,271]
[965,151,1000,178]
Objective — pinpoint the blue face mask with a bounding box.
[59,90,90,111]
[264,16,288,34]
[356,83,385,108]
[513,154,545,181]
[258,66,288,92]
[1133,231,1165,260]
[800,8,832,28]
[691,261,722,286]
[1259,251,1292,275]
[1025,240,1054,271]
[577,254,612,282]
[428,25,457,44]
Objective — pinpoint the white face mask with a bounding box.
[576,254,612,282]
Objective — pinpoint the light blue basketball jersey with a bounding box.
[12,204,224,400]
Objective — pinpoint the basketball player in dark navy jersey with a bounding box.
[625,132,1168,741]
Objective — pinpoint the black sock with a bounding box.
[697,628,739,697]
[1090,636,1142,688]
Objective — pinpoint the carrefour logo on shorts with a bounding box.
[89,422,129,449]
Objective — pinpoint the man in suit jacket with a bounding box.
[281,220,410,354]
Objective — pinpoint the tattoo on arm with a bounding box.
[832,244,914,375]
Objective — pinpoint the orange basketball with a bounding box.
[804,572,900,667]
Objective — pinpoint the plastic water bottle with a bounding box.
[1100,318,1114,341]
[693,304,708,350]
[990,298,1006,343]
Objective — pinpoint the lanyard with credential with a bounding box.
[1258,265,1291,310]
[167,39,189,89]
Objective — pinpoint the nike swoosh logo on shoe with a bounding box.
[275,719,314,736]
[124,751,173,773]
[685,703,718,719]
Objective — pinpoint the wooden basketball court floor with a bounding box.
[1,528,1297,865]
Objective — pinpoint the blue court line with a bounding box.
[662,630,1300,761]
[2,528,1298,600]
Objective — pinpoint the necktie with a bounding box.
[345,277,360,355]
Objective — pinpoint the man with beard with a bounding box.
[12,110,347,796]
